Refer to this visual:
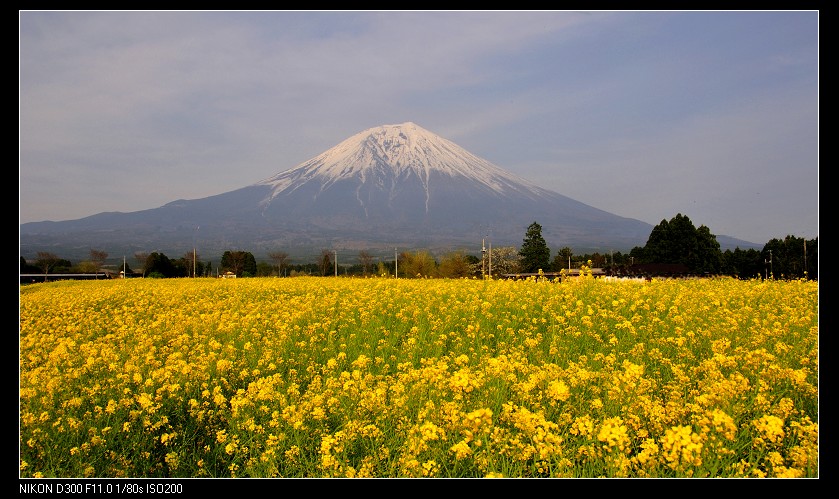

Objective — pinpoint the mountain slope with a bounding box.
[258,121,550,209]
[249,122,654,246]
[20,122,759,262]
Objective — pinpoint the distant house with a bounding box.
[221,271,237,279]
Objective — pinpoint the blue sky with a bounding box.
[19,11,818,245]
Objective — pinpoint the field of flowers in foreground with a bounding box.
[19,275,818,478]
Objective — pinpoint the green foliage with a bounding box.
[170,253,206,278]
[642,213,721,273]
[20,257,40,274]
[720,248,762,279]
[221,250,257,277]
[318,250,333,276]
[550,247,573,272]
[145,252,177,278]
[519,222,550,273]
[19,213,817,281]
[761,235,818,280]
[255,262,275,277]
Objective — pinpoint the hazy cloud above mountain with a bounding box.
[20,10,818,245]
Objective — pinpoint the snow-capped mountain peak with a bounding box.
[257,122,545,203]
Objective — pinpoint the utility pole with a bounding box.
[765,249,773,280]
[193,226,199,278]
[395,248,398,279]
[481,238,487,278]
[488,241,492,278]
[334,250,338,277]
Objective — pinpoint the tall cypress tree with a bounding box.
[519,222,551,273]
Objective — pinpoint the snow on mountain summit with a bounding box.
[257,122,547,202]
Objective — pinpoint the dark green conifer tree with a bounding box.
[519,222,551,273]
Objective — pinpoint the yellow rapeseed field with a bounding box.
[19,275,818,478]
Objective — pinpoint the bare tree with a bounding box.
[358,250,374,276]
[268,251,291,277]
[34,251,60,282]
[318,249,333,276]
[89,249,108,278]
[183,251,200,277]
[135,252,149,278]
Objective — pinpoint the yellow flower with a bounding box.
[136,393,153,410]
[165,452,179,470]
[753,415,785,445]
[570,415,595,437]
[450,441,472,459]
[351,354,371,369]
[706,409,737,441]
[546,380,571,402]
[311,406,326,420]
[421,460,439,477]
[661,425,703,470]
[631,438,659,467]
[597,417,630,453]
[160,432,177,446]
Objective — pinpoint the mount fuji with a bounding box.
[19,122,757,262]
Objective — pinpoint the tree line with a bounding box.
[20,213,818,281]
[517,216,817,280]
